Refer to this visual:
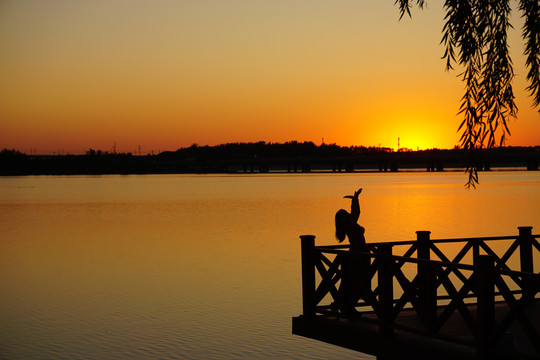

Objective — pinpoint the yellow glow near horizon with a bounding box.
[389,114,456,151]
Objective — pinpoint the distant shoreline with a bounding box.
[1,143,538,176]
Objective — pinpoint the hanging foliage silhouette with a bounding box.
[395,0,540,188]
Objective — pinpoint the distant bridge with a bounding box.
[157,149,539,173]
[156,152,539,174]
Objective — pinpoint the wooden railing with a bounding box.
[299,226,540,359]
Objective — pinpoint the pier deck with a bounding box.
[293,301,540,359]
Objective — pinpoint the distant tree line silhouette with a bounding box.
[162,141,395,160]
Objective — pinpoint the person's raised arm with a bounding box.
[344,188,362,223]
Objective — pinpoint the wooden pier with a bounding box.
[292,227,540,359]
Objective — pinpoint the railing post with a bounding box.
[300,235,316,317]
[476,255,495,359]
[416,230,436,331]
[518,226,534,274]
[518,226,535,305]
[377,244,394,336]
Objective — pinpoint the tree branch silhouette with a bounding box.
[395,0,540,188]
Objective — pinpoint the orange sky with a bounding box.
[1,0,538,155]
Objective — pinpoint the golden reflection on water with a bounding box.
[0,172,539,359]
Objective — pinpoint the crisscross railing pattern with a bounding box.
[299,226,540,358]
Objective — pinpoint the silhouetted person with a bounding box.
[335,188,370,315]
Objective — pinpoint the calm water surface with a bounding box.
[1,172,539,359]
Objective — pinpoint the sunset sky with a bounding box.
[1,0,538,155]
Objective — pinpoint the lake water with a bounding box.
[1,172,539,359]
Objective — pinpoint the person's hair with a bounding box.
[335,209,350,243]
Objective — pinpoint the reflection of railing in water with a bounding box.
[295,227,540,359]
